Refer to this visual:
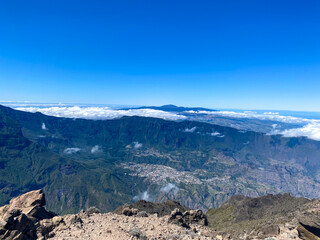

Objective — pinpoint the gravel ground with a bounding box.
[49,213,215,240]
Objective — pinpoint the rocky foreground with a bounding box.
[1,190,320,240]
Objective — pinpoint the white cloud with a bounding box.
[266,120,320,141]
[186,110,320,141]
[15,106,186,121]
[280,122,320,141]
[264,112,279,115]
[41,123,48,130]
[184,126,197,133]
[210,131,221,136]
[91,145,102,153]
[187,110,311,125]
[63,147,81,154]
[133,191,152,201]
[238,130,247,133]
[160,183,178,194]
[208,131,224,137]
[133,142,142,149]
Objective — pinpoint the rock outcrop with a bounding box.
[0,189,55,240]
[114,199,190,217]
[295,200,320,240]
[168,208,208,228]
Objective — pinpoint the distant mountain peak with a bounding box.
[122,104,216,113]
[160,104,178,108]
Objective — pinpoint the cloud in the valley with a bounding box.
[63,148,81,154]
[160,183,178,194]
[133,142,143,149]
[91,145,102,153]
[210,131,221,136]
[41,123,48,130]
[184,126,197,133]
[133,191,152,201]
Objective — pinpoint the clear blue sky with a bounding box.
[0,0,319,111]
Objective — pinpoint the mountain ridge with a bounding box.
[1,104,320,214]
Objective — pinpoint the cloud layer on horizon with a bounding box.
[12,105,320,141]
[188,110,311,125]
[15,106,186,121]
[187,110,320,141]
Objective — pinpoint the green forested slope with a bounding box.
[1,105,320,213]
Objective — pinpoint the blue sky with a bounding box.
[0,0,319,111]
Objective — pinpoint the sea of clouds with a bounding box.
[14,106,186,121]
[186,110,313,124]
[187,110,320,141]
[5,103,320,141]
[279,123,320,141]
